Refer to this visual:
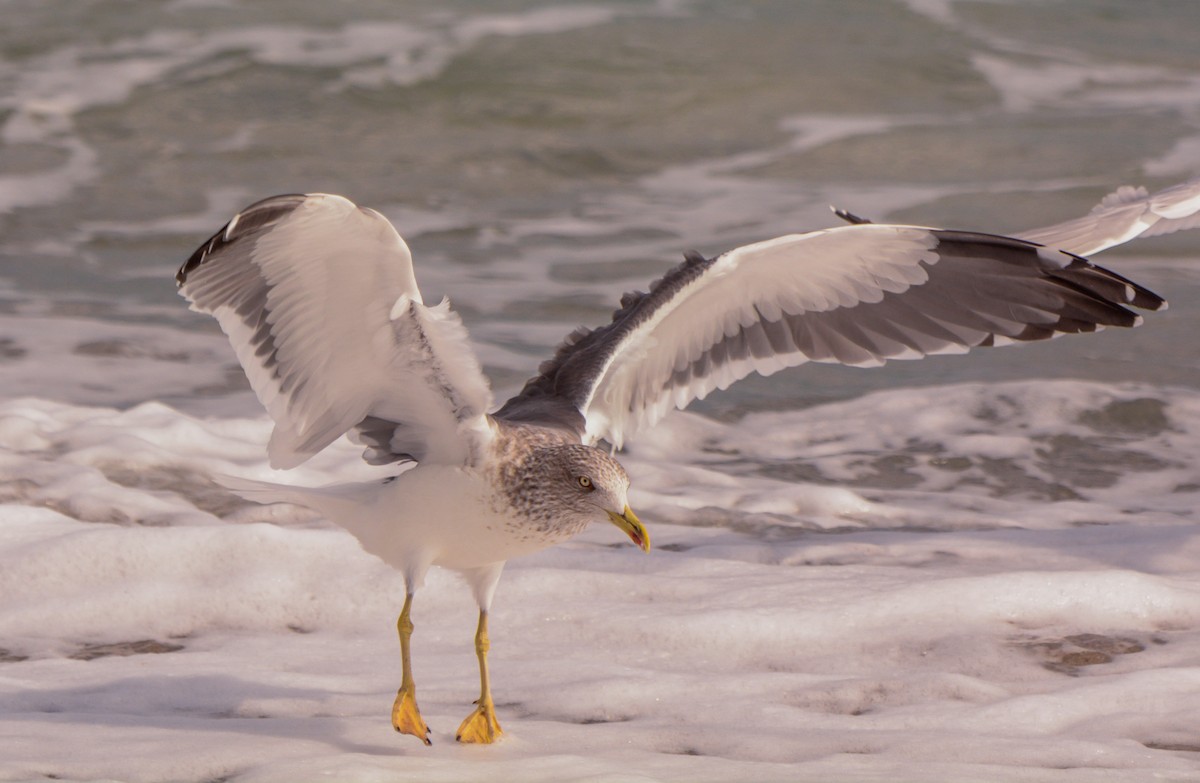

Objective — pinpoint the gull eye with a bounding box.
[577,475,594,490]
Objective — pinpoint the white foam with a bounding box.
[3,379,1200,780]
[0,314,236,409]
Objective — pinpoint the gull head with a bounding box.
[518,443,650,552]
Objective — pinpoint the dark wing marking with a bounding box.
[496,225,1165,448]
[832,207,873,225]
[493,249,717,438]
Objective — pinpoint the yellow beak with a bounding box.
[606,505,651,552]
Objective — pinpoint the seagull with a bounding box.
[176,178,1192,744]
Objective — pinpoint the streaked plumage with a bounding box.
[177,177,1195,744]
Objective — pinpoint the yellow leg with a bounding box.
[390,593,431,745]
[455,609,503,743]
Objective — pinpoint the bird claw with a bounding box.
[392,687,432,746]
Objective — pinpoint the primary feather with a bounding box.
[497,224,1164,449]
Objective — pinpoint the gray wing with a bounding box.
[495,225,1165,448]
[178,193,493,469]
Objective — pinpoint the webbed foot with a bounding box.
[455,698,502,744]
[391,687,431,745]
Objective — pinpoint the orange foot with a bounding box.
[456,699,503,744]
[391,687,431,745]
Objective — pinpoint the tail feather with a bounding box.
[215,473,388,531]
[216,474,316,507]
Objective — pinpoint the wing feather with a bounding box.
[1018,177,1200,255]
[496,224,1165,448]
[178,193,492,468]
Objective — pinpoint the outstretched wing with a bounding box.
[495,225,1165,448]
[177,193,493,469]
[1017,177,1200,255]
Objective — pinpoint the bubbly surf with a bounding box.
[3,1,1200,781]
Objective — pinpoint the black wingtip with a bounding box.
[176,193,310,288]
[176,237,214,287]
[831,206,873,225]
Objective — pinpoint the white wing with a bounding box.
[1018,177,1200,255]
[177,193,492,469]
[496,225,1165,448]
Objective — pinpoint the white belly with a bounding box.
[313,464,577,577]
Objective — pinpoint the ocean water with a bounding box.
[3,1,1200,781]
